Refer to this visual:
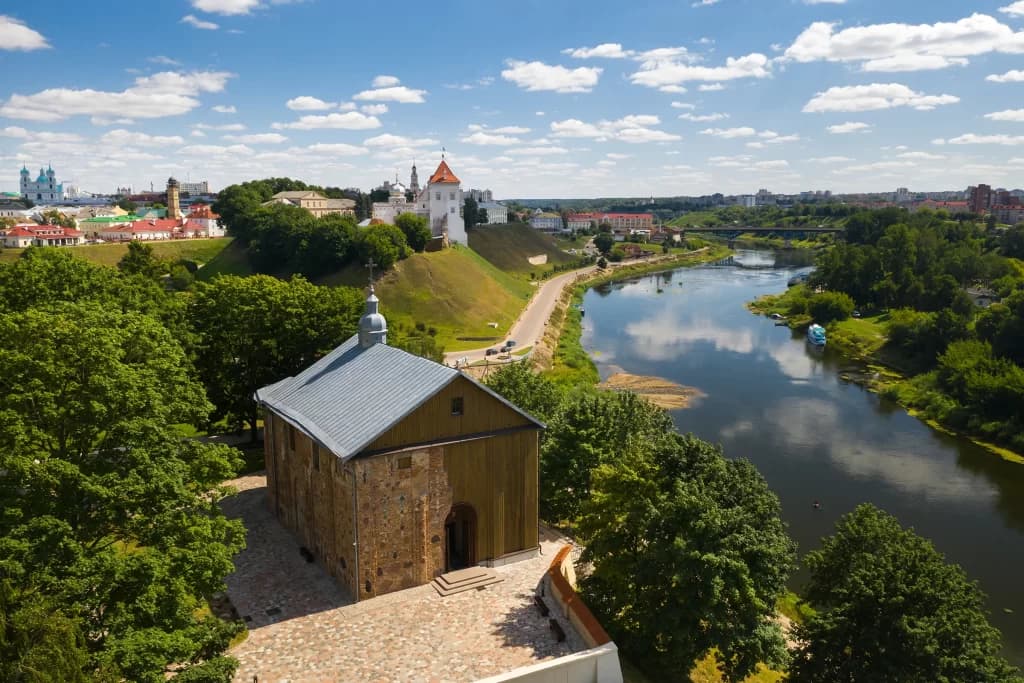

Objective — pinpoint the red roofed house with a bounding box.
[371,157,467,244]
[1,224,84,248]
[99,218,179,242]
[914,199,969,213]
[567,212,654,241]
[183,203,225,238]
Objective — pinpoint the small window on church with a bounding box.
[398,456,412,470]
[451,397,464,416]
[312,443,320,471]
[449,192,455,201]
[451,207,456,214]
[435,192,441,200]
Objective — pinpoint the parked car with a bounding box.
[504,340,517,349]
[485,348,498,356]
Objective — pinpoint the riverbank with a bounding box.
[748,287,1024,465]
[537,245,732,386]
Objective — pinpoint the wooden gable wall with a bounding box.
[364,375,538,454]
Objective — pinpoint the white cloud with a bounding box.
[181,14,219,30]
[550,115,679,143]
[985,109,1024,121]
[783,14,1024,72]
[271,111,381,130]
[363,134,438,148]
[1,126,83,143]
[100,129,184,146]
[148,55,181,66]
[507,146,569,155]
[700,126,757,138]
[194,122,246,131]
[943,133,1024,145]
[808,156,854,163]
[305,143,369,156]
[679,112,728,122]
[671,101,696,109]
[699,83,726,91]
[659,85,689,93]
[606,153,631,159]
[286,96,335,111]
[461,131,521,145]
[630,53,769,88]
[191,0,259,15]
[1001,1,1024,16]
[897,151,946,160]
[987,69,1024,82]
[360,103,388,115]
[501,60,602,93]
[179,143,255,156]
[827,121,871,133]
[0,70,234,121]
[223,133,288,144]
[371,75,401,88]
[803,83,959,112]
[212,104,236,113]
[0,15,50,50]
[352,86,426,103]
[562,43,633,59]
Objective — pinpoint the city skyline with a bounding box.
[1,0,1023,198]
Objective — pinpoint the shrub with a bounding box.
[808,291,855,323]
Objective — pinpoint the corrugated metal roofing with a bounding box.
[256,335,541,461]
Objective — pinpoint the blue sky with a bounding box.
[1,0,1023,198]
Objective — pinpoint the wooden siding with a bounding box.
[442,429,539,561]
[365,375,536,453]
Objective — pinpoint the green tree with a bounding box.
[394,212,432,252]
[484,362,563,425]
[117,240,165,279]
[789,504,1021,683]
[597,256,608,269]
[593,232,615,255]
[295,213,358,277]
[0,303,245,682]
[40,209,74,228]
[464,196,480,231]
[188,275,364,440]
[807,291,855,324]
[580,433,795,682]
[355,224,410,270]
[1001,224,1024,259]
[116,198,137,213]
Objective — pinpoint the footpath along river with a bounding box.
[579,248,1024,665]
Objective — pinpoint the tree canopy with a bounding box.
[790,504,1021,683]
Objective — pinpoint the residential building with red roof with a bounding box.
[99,219,179,242]
[184,203,226,238]
[1,223,83,248]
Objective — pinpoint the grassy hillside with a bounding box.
[321,245,536,352]
[195,239,254,280]
[468,223,575,276]
[0,238,234,268]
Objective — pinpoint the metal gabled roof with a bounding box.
[255,335,542,462]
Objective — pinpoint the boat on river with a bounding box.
[806,323,827,347]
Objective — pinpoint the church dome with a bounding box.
[358,290,388,348]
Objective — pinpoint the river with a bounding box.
[580,249,1024,665]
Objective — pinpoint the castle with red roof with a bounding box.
[371,157,466,245]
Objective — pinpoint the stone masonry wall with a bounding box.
[354,446,452,599]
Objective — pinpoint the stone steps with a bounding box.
[431,567,504,597]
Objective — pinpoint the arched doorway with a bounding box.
[445,503,477,571]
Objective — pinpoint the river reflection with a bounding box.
[582,250,1024,664]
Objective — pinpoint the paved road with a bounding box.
[444,266,595,365]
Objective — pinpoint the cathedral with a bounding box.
[20,164,64,202]
[371,158,466,244]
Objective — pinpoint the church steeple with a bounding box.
[409,161,419,194]
[358,260,388,349]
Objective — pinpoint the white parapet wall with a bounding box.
[472,642,623,683]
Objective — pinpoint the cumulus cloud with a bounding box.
[360,104,388,115]
[191,0,259,15]
[987,69,1024,82]
[507,146,569,155]
[562,43,633,59]
[827,121,871,133]
[550,115,680,143]
[783,14,1024,72]
[271,111,381,130]
[501,60,603,93]
[700,126,757,138]
[0,15,49,50]
[99,129,184,146]
[803,83,959,112]
[943,133,1024,145]
[223,133,288,144]
[630,53,769,88]
[305,143,368,156]
[460,131,521,145]
[212,104,236,113]
[286,96,335,111]
[371,75,401,88]
[0,70,234,121]
[352,85,426,103]
[679,112,729,122]
[984,109,1024,121]
[1001,1,1024,16]
[363,134,439,148]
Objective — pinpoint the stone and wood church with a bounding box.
[256,287,543,600]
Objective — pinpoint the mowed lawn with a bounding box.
[321,246,535,352]
[0,237,234,268]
